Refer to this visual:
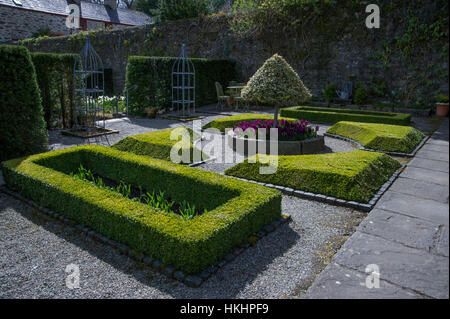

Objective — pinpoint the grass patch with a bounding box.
[327,121,426,153]
[112,127,208,163]
[225,150,401,203]
[202,113,299,132]
[280,106,411,125]
[1,145,281,274]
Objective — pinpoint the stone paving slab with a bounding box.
[420,143,449,153]
[303,262,424,299]
[332,231,449,299]
[401,167,449,186]
[358,209,440,251]
[376,191,449,226]
[389,177,449,203]
[415,149,449,162]
[427,138,449,146]
[436,226,449,257]
[408,157,449,173]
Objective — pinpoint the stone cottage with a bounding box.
[0,0,152,43]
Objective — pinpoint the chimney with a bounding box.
[104,0,117,10]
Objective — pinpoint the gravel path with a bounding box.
[0,191,363,298]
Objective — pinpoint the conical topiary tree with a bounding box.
[242,54,312,127]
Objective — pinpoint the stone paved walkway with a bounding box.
[304,119,449,299]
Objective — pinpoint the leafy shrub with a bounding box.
[280,106,411,125]
[323,83,337,105]
[354,82,368,106]
[225,150,401,203]
[203,113,299,132]
[0,45,48,161]
[31,26,53,38]
[30,53,77,128]
[125,56,236,115]
[233,119,319,141]
[435,94,449,103]
[1,145,281,274]
[327,121,426,154]
[112,127,208,163]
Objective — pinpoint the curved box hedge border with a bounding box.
[1,145,281,274]
[224,150,401,204]
[230,165,405,212]
[202,113,300,133]
[280,106,411,125]
[324,121,427,157]
[324,133,427,158]
[111,128,210,164]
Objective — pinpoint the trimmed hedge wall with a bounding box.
[1,145,281,274]
[327,121,426,153]
[125,56,237,115]
[0,45,48,161]
[31,52,77,129]
[202,113,299,132]
[225,150,401,203]
[112,128,209,163]
[280,106,411,125]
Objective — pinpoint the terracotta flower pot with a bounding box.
[227,96,235,107]
[144,107,157,118]
[436,103,449,117]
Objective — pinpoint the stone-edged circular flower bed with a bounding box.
[227,118,325,156]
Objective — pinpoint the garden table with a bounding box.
[227,85,245,97]
[227,85,248,110]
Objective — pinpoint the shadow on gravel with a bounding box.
[3,192,300,298]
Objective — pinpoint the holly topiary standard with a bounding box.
[241,54,312,127]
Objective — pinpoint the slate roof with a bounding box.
[0,0,152,26]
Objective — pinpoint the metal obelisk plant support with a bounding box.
[73,34,105,130]
[172,44,195,117]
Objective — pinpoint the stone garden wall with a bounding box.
[21,2,449,106]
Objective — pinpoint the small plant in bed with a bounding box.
[233,119,319,141]
[70,164,203,219]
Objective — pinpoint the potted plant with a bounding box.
[435,94,449,117]
[144,107,158,118]
[227,95,235,107]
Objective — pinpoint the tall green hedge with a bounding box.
[124,56,237,115]
[31,52,77,129]
[0,45,48,161]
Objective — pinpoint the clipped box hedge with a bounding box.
[112,127,208,163]
[125,56,237,115]
[280,106,411,125]
[327,121,426,153]
[225,150,401,203]
[202,113,299,132]
[1,145,281,274]
[0,45,48,161]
